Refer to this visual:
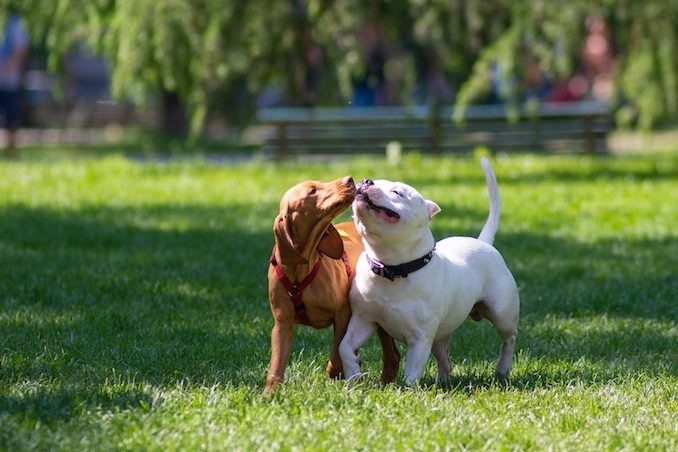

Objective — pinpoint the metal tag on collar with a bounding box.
[373,264,396,281]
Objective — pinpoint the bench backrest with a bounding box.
[258,101,611,157]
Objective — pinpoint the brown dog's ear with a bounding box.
[274,214,308,265]
[317,224,344,259]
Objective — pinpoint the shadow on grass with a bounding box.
[0,204,275,389]
[0,202,675,411]
[0,385,154,426]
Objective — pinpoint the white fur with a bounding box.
[339,158,519,385]
[478,157,500,245]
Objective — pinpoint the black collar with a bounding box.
[366,247,435,281]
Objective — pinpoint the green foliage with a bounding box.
[616,4,678,128]
[453,0,678,128]
[0,152,677,448]
[2,1,678,132]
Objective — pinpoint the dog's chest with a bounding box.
[353,273,436,332]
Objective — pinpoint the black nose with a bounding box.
[358,179,374,191]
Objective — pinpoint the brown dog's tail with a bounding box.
[478,157,501,245]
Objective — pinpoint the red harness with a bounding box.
[270,247,352,326]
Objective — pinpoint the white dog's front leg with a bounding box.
[403,337,433,385]
[339,315,376,380]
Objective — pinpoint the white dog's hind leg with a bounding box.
[339,316,376,380]
[495,325,516,377]
[486,292,519,378]
[431,335,452,383]
[404,337,434,385]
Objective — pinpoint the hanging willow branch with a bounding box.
[2,0,677,133]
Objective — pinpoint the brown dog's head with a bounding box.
[274,176,356,265]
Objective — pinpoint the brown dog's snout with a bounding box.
[342,176,354,187]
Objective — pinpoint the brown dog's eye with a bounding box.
[309,187,317,195]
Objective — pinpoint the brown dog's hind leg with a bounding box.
[377,326,401,384]
[265,319,294,394]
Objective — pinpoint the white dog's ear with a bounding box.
[426,200,441,219]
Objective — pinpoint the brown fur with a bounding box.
[266,177,400,394]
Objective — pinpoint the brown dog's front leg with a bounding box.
[327,305,351,379]
[377,326,400,384]
[265,320,294,394]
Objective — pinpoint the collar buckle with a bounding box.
[287,286,301,298]
[370,261,396,281]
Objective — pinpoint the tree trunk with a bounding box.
[161,89,188,136]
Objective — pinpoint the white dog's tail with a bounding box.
[478,157,501,245]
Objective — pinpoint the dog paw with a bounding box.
[346,372,369,391]
[436,374,451,385]
[264,381,279,395]
[380,362,399,384]
[493,369,511,386]
[403,377,423,388]
[326,360,345,380]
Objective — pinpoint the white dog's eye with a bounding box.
[391,189,403,197]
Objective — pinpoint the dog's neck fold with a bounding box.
[272,248,316,280]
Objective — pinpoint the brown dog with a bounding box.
[266,176,400,394]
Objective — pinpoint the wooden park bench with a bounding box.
[257,100,611,158]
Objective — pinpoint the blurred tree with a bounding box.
[0,0,331,134]
[1,0,676,134]
[451,0,678,129]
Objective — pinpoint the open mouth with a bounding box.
[357,193,400,223]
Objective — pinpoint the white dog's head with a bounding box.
[353,178,440,262]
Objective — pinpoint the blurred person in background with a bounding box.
[0,11,28,158]
[581,16,615,100]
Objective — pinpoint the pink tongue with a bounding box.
[376,208,399,224]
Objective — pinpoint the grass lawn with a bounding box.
[0,151,676,450]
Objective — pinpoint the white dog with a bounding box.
[339,158,519,385]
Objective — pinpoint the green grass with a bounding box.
[1,152,676,450]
